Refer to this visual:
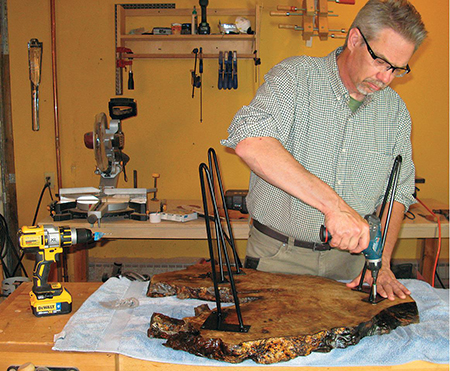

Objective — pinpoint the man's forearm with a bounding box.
[234,136,370,252]
[380,201,405,265]
[235,136,341,215]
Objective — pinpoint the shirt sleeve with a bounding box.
[221,58,303,149]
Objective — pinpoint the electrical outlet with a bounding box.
[44,172,55,189]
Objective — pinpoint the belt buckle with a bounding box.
[312,243,327,252]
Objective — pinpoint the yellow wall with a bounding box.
[7,0,449,278]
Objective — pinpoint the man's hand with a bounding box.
[323,201,370,254]
[346,266,411,300]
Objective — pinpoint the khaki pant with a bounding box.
[245,225,365,281]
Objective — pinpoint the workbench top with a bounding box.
[0,282,114,370]
[37,198,448,284]
[39,198,449,240]
[0,281,447,371]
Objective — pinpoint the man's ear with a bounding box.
[347,27,361,51]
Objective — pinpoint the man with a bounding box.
[221,0,427,300]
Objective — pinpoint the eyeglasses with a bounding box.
[357,27,411,78]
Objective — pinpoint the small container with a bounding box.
[150,212,161,223]
[181,23,191,35]
[171,23,182,35]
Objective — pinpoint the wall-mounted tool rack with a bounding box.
[115,5,262,59]
[270,0,354,42]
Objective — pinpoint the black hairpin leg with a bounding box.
[198,148,250,333]
[207,148,243,274]
[354,155,402,304]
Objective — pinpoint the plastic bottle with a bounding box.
[191,6,198,35]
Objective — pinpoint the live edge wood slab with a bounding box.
[146,264,418,364]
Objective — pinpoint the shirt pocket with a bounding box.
[347,151,393,215]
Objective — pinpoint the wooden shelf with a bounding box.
[120,34,255,41]
[116,6,262,59]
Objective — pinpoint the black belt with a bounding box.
[252,220,331,252]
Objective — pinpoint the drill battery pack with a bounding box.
[30,284,72,317]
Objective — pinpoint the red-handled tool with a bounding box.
[331,0,355,4]
[116,47,134,94]
[319,225,331,243]
[277,5,300,11]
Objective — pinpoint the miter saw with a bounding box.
[49,98,156,225]
[89,98,136,188]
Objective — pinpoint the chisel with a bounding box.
[28,39,43,131]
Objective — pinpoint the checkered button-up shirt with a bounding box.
[221,47,416,243]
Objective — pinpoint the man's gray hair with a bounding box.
[345,0,427,50]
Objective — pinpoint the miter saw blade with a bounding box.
[93,112,109,173]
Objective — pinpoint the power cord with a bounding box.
[403,210,416,220]
[0,212,28,278]
[416,197,442,288]
[32,177,54,226]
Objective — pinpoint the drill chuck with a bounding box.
[74,228,94,244]
[367,260,382,275]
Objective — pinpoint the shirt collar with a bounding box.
[326,47,375,106]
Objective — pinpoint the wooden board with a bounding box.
[146,264,418,364]
[0,282,117,371]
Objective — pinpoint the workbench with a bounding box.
[0,281,447,371]
[40,198,449,284]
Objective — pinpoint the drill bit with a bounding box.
[369,270,379,304]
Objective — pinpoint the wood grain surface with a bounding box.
[147,264,419,364]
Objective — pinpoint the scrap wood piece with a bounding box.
[147,264,419,364]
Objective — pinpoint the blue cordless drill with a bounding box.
[320,214,382,304]
[320,155,402,304]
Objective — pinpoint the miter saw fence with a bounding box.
[49,98,157,225]
[50,187,149,225]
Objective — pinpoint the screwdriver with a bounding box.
[128,60,134,90]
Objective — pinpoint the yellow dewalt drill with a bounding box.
[18,224,101,317]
